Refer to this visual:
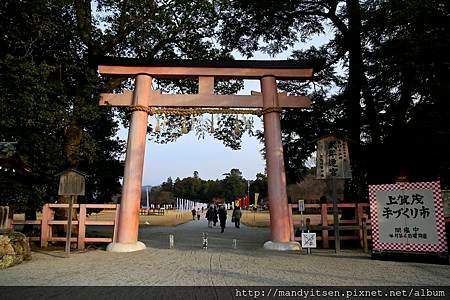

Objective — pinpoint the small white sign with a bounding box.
[298,200,305,212]
[301,232,317,248]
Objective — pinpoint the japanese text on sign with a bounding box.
[316,135,352,179]
[382,193,430,219]
[375,189,438,244]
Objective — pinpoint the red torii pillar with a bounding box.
[106,74,151,252]
[96,57,312,252]
[261,76,299,250]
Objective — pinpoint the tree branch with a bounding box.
[101,1,157,55]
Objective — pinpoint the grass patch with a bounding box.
[240,211,270,227]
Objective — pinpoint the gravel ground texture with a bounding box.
[1,214,449,286]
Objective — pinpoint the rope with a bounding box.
[128,105,282,116]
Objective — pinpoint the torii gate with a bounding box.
[95,57,313,252]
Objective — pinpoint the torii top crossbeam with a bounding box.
[95,56,313,79]
[94,56,313,109]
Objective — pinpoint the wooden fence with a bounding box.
[12,203,119,250]
[288,203,372,249]
[0,206,11,230]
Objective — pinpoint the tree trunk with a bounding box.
[55,95,85,236]
[362,75,380,145]
[342,0,364,219]
[392,68,413,137]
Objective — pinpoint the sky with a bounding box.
[116,31,334,187]
[117,79,267,187]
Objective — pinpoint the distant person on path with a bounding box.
[206,206,214,228]
[197,208,201,220]
[191,208,196,220]
[232,206,242,228]
[213,206,218,226]
[218,205,227,233]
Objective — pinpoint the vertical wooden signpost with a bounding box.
[316,135,352,253]
[58,169,86,257]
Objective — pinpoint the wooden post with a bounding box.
[330,178,340,253]
[40,204,50,248]
[113,204,120,243]
[49,208,54,242]
[0,206,12,230]
[6,207,12,230]
[288,204,295,241]
[321,203,329,248]
[65,196,75,256]
[357,203,364,247]
[362,217,368,253]
[78,204,86,250]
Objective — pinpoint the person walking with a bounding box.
[206,206,214,228]
[232,206,242,228]
[218,205,227,233]
[213,205,218,226]
[197,208,201,220]
[191,208,196,220]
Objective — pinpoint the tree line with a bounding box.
[148,169,267,205]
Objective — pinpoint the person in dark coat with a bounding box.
[206,206,214,228]
[213,205,218,226]
[191,208,196,220]
[218,205,227,233]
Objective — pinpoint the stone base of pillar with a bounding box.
[263,241,300,251]
[106,241,146,252]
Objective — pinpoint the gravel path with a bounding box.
[1,215,449,286]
